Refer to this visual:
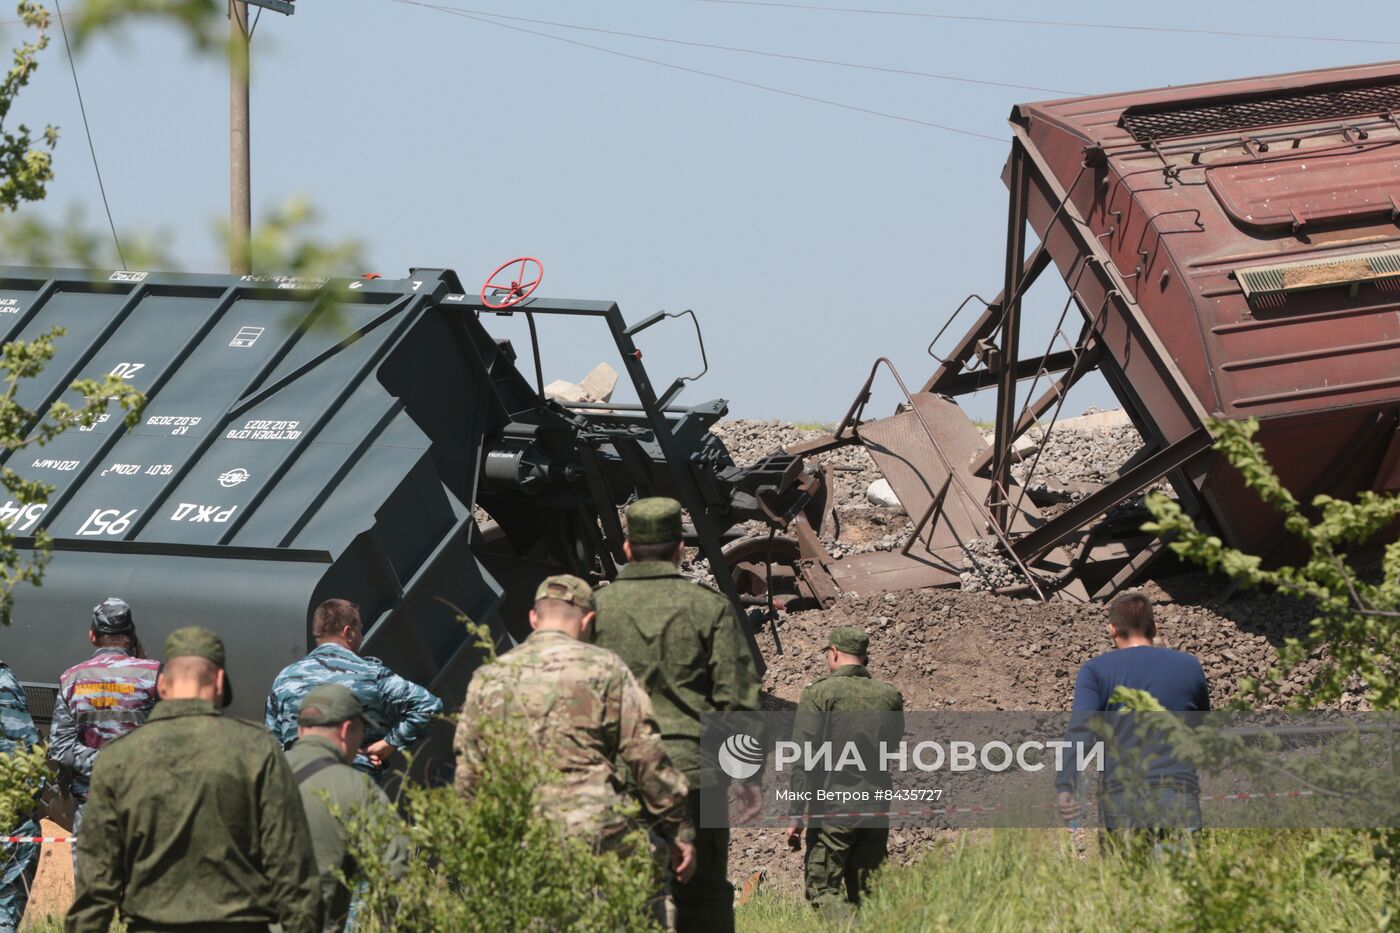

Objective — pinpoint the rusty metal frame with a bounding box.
[1011,428,1213,564]
[923,247,1051,394]
[833,357,1049,601]
[990,137,1032,532]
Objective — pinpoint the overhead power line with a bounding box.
[685,0,1400,47]
[53,0,125,270]
[388,0,1006,142]
[424,4,1080,96]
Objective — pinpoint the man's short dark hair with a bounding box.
[1108,591,1155,639]
[313,599,361,640]
[629,539,680,562]
[94,632,135,651]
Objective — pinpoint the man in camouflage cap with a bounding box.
[50,597,160,875]
[68,626,322,933]
[266,598,444,777]
[456,575,695,885]
[287,683,407,931]
[786,626,904,916]
[0,658,39,932]
[591,497,762,933]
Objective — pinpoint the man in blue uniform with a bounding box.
[0,661,39,932]
[265,599,443,775]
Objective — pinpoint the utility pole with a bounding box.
[230,0,251,274]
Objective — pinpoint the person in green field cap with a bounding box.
[786,625,904,917]
[67,626,322,933]
[287,683,407,932]
[591,497,762,933]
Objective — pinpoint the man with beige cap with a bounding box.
[67,626,322,933]
[456,574,695,883]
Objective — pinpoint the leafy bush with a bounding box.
[345,625,664,931]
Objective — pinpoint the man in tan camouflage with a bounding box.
[591,497,763,933]
[455,574,695,883]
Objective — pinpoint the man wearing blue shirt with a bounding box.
[1057,591,1210,844]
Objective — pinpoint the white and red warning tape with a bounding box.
[0,835,72,843]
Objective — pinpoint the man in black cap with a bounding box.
[67,626,322,933]
[49,597,160,871]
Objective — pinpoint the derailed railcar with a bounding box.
[0,266,818,756]
[785,61,1400,606]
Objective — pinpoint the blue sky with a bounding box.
[9,1,1400,421]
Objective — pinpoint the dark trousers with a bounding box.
[804,825,888,912]
[675,787,733,933]
[1098,781,1202,858]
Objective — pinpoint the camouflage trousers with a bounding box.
[0,819,40,932]
[675,787,733,933]
[804,825,888,915]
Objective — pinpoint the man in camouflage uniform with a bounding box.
[67,626,322,933]
[786,627,904,915]
[591,497,762,933]
[287,683,407,931]
[266,598,443,776]
[455,575,695,883]
[0,661,39,933]
[49,597,160,873]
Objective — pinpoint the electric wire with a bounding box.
[53,0,125,270]
[423,3,1080,96]
[388,0,1005,141]
[684,0,1400,47]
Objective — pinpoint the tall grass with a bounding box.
[738,829,1387,932]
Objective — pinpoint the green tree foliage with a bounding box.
[345,624,664,932]
[0,3,56,212]
[0,326,142,623]
[0,5,145,625]
[0,742,46,830]
[1143,416,1400,909]
[1143,416,1400,710]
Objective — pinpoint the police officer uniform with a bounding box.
[0,662,38,932]
[49,597,159,864]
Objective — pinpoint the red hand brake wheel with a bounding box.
[480,257,543,310]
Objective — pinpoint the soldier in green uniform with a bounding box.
[591,497,762,933]
[286,684,407,931]
[785,627,904,916]
[67,626,322,933]
[456,574,695,879]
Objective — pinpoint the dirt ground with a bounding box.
[728,572,1332,897]
[22,819,72,928]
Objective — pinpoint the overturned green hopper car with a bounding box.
[0,267,815,760]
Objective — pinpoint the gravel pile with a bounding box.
[1009,423,1144,490]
